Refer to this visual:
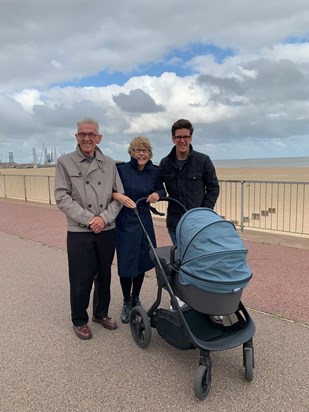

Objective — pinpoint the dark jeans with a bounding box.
[67,230,116,326]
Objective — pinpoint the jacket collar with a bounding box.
[167,144,193,162]
[130,156,152,170]
[76,145,105,163]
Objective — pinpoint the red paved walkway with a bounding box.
[1,198,308,325]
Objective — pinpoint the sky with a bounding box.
[1,0,309,164]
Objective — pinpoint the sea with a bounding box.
[1,156,309,170]
[212,156,309,168]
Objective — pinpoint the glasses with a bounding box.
[77,132,98,139]
[173,135,191,141]
[131,148,149,154]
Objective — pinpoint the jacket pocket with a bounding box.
[186,172,203,181]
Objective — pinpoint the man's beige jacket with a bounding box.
[55,145,123,232]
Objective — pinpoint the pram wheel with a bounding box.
[130,306,152,348]
[193,364,212,400]
[243,346,254,381]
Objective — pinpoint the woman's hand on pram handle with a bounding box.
[113,193,136,208]
[146,192,160,203]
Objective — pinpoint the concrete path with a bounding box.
[0,198,308,412]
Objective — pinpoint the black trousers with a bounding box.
[119,273,145,301]
[67,230,116,326]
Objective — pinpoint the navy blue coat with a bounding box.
[116,158,166,277]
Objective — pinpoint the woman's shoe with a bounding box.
[121,299,132,324]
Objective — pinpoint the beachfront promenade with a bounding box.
[0,198,308,412]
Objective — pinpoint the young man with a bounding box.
[54,118,123,339]
[159,118,220,244]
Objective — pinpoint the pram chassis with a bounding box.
[130,197,255,400]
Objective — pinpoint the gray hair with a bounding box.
[77,117,99,132]
[128,136,153,159]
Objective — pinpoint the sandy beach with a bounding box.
[1,165,309,182]
[216,167,309,182]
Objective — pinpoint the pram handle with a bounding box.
[135,196,187,213]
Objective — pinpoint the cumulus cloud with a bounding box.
[113,89,165,113]
[1,0,309,163]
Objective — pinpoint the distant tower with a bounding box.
[8,152,14,163]
[32,148,37,165]
[53,147,57,163]
[44,147,48,165]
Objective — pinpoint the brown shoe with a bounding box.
[73,324,92,340]
[92,316,118,330]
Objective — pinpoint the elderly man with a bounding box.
[55,118,123,339]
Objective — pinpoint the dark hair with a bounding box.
[171,119,194,136]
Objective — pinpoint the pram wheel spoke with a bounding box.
[130,306,152,348]
[193,364,212,400]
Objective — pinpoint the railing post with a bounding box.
[4,175,7,198]
[48,176,52,205]
[24,175,27,201]
[240,180,245,232]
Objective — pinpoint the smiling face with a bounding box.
[128,136,153,170]
[172,128,192,159]
[75,121,102,157]
[130,146,151,170]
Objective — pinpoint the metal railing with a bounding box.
[216,180,309,235]
[0,174,308,236]
[0,174,55,205]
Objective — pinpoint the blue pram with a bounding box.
[130,197,255,400]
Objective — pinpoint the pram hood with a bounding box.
[176,208,252,293]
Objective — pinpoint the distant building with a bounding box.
[32,146,57,165]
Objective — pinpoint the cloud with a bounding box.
[1,0,309,91]
[1,0,309,163]
[113,89,165,113]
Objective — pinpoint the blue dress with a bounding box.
[116,157,166,277]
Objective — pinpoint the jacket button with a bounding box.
[100,204,103,208]
[79,172,82,176]
[88,204,92,208]
[98,181,101,185]
[86,181,89,184]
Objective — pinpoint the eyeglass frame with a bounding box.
[76,132,99,139]
[131,148,150,154]
[173,135,191,141]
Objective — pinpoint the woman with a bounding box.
[113,136,166,323]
